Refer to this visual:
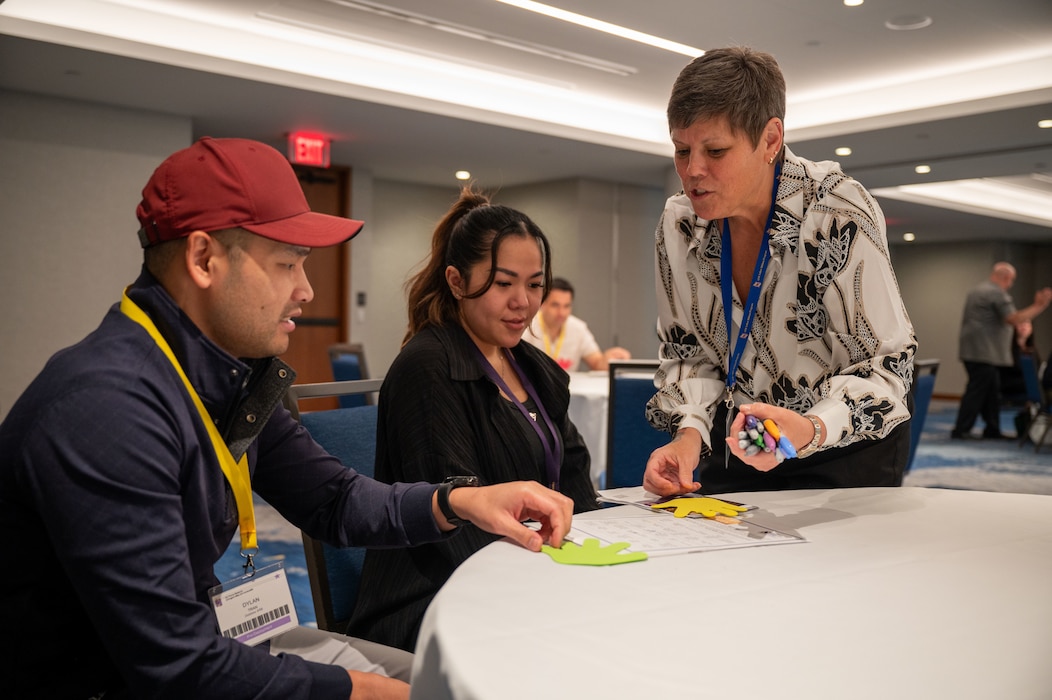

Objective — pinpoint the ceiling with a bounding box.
[1,0,1051,245]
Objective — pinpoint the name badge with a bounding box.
[209,562,298,646]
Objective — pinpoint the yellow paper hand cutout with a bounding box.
[651,497,748,519]
[541,538,648,566]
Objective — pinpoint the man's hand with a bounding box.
[442,482,574,551]
[347,670,409,700]
[642,428,703,496]
[586,347,632,370]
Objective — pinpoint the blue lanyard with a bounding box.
[472,345,563,490]
[720,162,782,408]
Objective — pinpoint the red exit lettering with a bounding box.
[287,133,331,168]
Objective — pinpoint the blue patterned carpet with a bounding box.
[218,398,1052,629]
[904,399,1052,495]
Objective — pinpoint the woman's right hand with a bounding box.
[642,428,704,496]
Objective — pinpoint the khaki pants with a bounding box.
[269,626,414,682]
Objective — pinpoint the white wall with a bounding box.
[0,90,190,418]
[498,179,666,361]
[354,181,461,377]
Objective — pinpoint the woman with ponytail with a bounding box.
[347,187,598,652]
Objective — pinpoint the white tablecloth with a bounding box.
[566,371,608,486]
[410,487,1052,700]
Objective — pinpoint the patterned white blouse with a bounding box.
[646,146,917,456]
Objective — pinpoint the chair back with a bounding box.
[284,378,383,631]
[1019,353,1045,406]
[327,344,370,407]
[1018,353,1051,452]
[605,360,666,489]
[907,359,939,473]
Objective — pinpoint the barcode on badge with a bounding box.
[222,604,291,639]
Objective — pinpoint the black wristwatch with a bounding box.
[437,475,480,527]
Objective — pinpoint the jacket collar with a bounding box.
[125,268,295,454]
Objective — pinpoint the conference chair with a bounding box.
[283,378,383,631]
[327,343,371,407]
[1018,354,1051,453]
[906,359,940,473]
[605,360,666,489]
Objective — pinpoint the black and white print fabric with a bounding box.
[648,147,916,455]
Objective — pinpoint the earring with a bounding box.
[768,155,775,165]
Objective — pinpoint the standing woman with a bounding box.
[643,47,917,497]
[348,188,598,651]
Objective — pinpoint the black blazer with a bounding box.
[347,323,599,651]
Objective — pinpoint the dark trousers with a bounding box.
[954,361,1003,435]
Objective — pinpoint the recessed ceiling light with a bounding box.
[1039,119,1052,129]
[903,232,916,242]
[915,165,932,174]
[885,15,933,31]
[835,147,852,156]
[455,170,471,180]
[843,0,863,6]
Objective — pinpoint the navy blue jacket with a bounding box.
[0,269,441,699]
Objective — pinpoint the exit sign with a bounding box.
[288,132,331,168]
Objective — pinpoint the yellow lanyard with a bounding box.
[538,314,565,360]
[120,290,258,559]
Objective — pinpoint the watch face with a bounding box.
[444,475,480,487]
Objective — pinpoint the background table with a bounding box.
[566,371,608,486]
[410,487,1052,699]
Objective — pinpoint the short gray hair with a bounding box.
[667,46,786,148]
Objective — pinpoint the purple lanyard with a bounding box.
[473,345,563,490]
[720,161,782,408]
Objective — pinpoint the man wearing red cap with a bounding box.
[0,137,572,699]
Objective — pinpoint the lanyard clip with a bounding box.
[241,548,258,576]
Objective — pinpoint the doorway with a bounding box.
[281,164,351,393]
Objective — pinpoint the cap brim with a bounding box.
[242,211,364,248]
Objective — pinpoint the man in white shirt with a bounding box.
[524,277,631,371]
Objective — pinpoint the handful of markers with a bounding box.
[737,414,797,462]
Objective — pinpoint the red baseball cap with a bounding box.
[136,137,364,248]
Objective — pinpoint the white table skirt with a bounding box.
[410,487,1052,700]
[566,371,608,486]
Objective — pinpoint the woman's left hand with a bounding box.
[725,403,821,472]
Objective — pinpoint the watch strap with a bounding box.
[437,476,479,526]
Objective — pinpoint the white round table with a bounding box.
[410,487,1052,700]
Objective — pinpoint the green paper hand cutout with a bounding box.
[651,497,748,519]
[541,538,648,566]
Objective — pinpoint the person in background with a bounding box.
[523,276,632,371]
[643,47,917,497]
[952,262,1052,439]
[0,138,572,700]
[348,188,598,653]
